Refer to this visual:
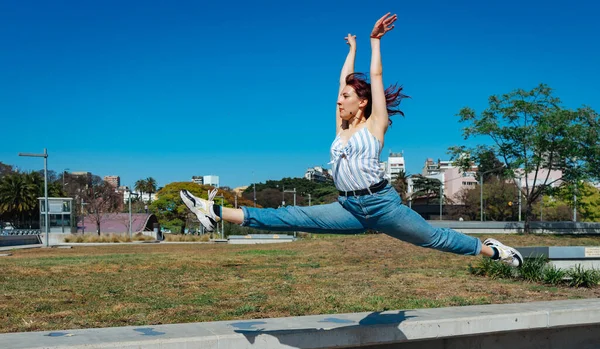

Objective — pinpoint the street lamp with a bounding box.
[252,172,257,208]
[214,195,225,239]
[439,181,443,220]
[479,165,507,222]
[19,149,49,247]
[283,188,297,237]
[63,168,70,190]
[128,189,139,240]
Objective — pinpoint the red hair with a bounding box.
[345,73,409,125]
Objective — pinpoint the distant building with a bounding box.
[304,166,332,183]
[233,186,249,197]
[191,175,220,187]
[386,151,406,181]
[203,175,219,188]
[191,176,203,185]
[70,171,92,186]
[406,158,478,204]
[123,190,157,204]
[104,175,120,188]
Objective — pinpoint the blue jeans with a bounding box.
[241,184,481,256]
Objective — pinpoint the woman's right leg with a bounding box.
[181,189,365,234]
[238,202,366,234]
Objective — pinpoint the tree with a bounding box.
[411,175,444,204]
[0,162,14,178]
[0,172,40,227]
[81,179,121,235]
[475,150,507,183]
[150,182,254,234]
[134,179,147,200]
[553,181,600,222]
[392,170,409,203]
[449,84,600,232]
[145,177,157,203]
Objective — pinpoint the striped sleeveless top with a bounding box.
[330,126,385,192]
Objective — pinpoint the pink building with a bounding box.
[408,158,564,204]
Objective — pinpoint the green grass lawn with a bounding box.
[1,233,599,333]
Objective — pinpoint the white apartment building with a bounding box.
[385,151,406,181]
[203,175,219,187]
[123,190,157,204]
[190,175,219,187]
[304,166,332,183]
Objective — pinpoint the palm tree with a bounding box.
[0,172,40,227]
[392,170,409,203]
[134,179,147,201]
[145,177,157,204]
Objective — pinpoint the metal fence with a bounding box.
[0,229,41,236]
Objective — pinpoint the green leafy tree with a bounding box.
[476,151,507,182]
[536,195,574,221]
[243,177,338,208]
[411,175,444,204]
[553,182,600,222]
[449,84,600,232]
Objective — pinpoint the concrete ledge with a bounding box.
[0,235,41,247]
[229,234,295,244]
[519,246,600,270]
[2,299,600,349]
[430,221,600,235]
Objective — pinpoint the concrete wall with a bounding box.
[0,235,41,247]
[2,299,599,349]
[430,221,600,234]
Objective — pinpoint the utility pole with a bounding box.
[19,149,49,247]
[439,182,443,220]
[283,187,297,237]
[573,182,578,222]
[518,177,522,222]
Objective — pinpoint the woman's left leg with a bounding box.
[359,185,482,255]
[358,185,521,265]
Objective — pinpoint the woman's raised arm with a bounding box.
[336,34,356,134]
[369,13,397,136]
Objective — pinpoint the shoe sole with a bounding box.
[483,238,523,267]
[180,190,216,232]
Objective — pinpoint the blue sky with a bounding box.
[1,0,598,189]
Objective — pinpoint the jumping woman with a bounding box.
[180,13,522,268]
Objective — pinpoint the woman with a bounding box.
[180,13,522,267]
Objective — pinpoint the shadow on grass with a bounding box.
[230,311,414,346]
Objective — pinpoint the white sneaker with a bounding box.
[483,238,523,267]
[180,189,219,232]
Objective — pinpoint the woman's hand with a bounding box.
[370,13,397,39]
[345,33,356,50]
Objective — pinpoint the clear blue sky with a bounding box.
[1,0,598,189]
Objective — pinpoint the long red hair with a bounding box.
[345,73,409,125]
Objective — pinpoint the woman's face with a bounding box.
[337,85,365,120]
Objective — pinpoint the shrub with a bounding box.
[519,255,547,282]
[542,265,567,285]
[469,258,516,279]
[566,265,600,288]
